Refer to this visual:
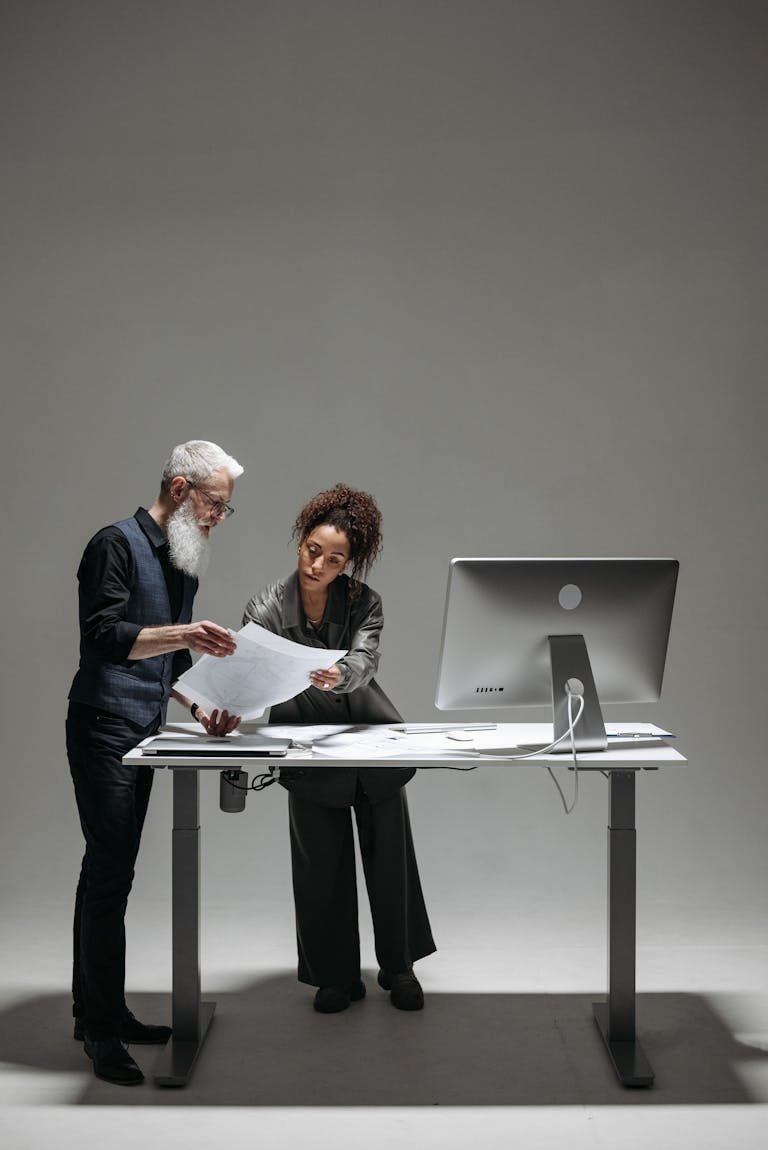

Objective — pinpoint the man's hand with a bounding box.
[184,621,237,657]
[129,620,237,661]
[195,707,241,737]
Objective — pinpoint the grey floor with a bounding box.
[1,883,767,1150]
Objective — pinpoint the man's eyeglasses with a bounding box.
[186,480,235,520]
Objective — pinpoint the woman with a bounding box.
[242,484,435,1013]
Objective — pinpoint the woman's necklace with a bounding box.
[304,598,326,627]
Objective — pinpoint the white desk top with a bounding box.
[123,722,686,772]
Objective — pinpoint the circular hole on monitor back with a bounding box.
[558,583,582,610]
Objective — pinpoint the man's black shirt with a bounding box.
[76,507,193,680]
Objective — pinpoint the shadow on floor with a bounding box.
[1,975,766,1106]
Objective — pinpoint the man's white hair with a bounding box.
[161,440,244,492]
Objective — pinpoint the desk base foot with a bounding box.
[592,1002,654,1087]
[154,1001,216,1087]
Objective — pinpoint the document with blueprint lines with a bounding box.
[174,622,346,721]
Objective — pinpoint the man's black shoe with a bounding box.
[377,968,424,1011]
[74,1009,172,1045]
[313,979,367,1014]
[83,1037,144,1086]
[118,1008,172,1044]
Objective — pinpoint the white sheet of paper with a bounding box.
[265,724,356,748]
[307,727,479,759]
[174,623,347,721]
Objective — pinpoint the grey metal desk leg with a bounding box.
[592,769,654,1087]
[154,768,215,1087]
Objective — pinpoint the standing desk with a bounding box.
[124,722,686,1089]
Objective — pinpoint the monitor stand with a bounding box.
[548,634,607,752]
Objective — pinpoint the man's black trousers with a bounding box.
[66,701,159,1040]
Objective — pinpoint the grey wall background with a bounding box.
[1,0,766,953]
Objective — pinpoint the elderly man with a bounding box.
[67,440,243,1085]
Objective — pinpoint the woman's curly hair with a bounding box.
[292,484,383,588]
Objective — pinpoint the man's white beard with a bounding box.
[167,500,211,578]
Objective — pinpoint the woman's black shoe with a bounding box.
[313,979,367,1013]
[377,968,424,1010]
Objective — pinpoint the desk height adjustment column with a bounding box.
[593,769,654,1087]
[154,768,216,1087]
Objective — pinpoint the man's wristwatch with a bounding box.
[190,703,200,720]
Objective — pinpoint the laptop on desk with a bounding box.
[140,734,291,757]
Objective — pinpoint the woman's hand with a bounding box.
[196,707,241,736]
[310,664,342,692]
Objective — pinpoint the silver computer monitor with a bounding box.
[435,558,679,751]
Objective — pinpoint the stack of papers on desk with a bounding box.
[305,727,478,759]
[267,725,356,748]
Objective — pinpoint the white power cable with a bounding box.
[487,693,585,760]
[544,689,580,815]
[472,691,584,814]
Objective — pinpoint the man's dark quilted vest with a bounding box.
[68,517,196,725]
